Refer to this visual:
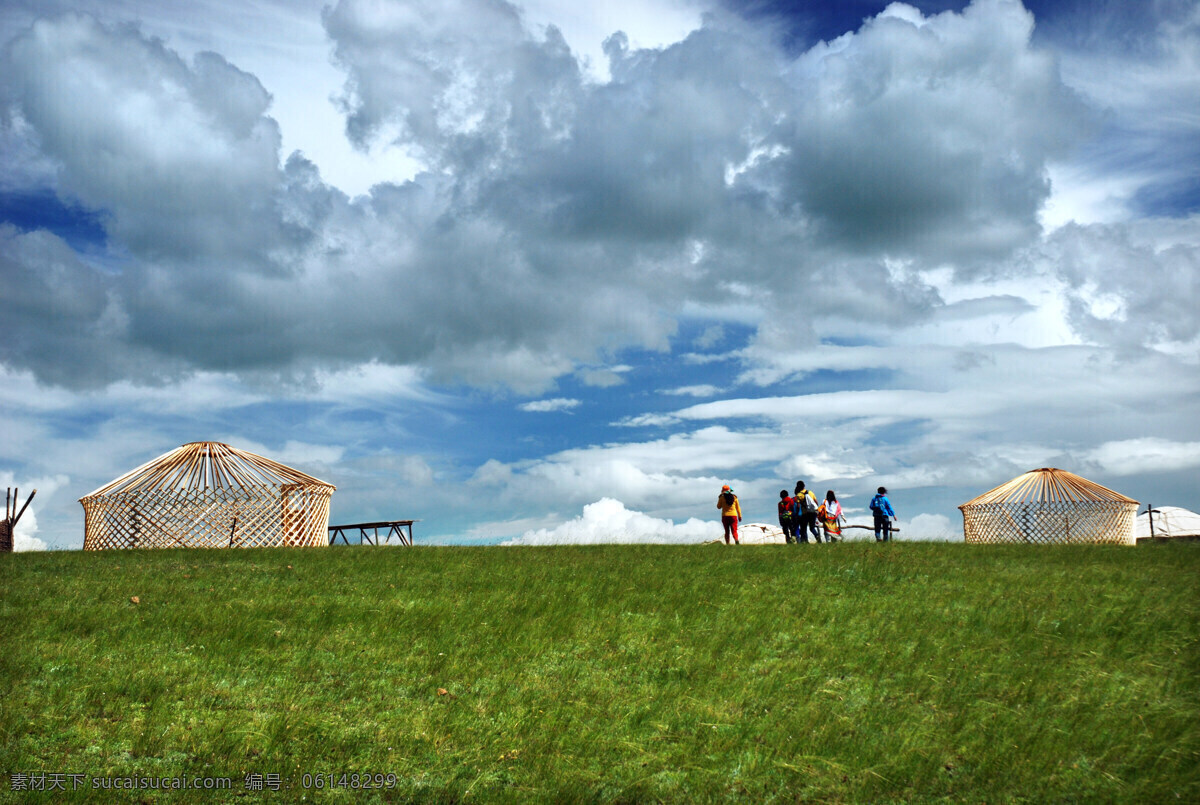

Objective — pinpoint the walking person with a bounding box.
[817,490,844,542]
[717,485,742,545]
[794,481,822,543]
[777,490,797,544]
[870,486,896,542]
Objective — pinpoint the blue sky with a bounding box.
[1,0,1198,548]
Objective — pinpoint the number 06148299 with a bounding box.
[300,773,398,789]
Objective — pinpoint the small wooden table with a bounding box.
[328,520,414,546]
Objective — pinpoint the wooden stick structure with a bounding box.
[959,468,1137,545]
[79,442,335,550]
[2,488,37,553]
[329,520,415,546]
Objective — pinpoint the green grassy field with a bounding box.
[1,542,1197,803]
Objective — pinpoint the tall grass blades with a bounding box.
[1,543,1197,802]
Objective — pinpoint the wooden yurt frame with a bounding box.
[80,442,335,550]
[959,468,1137,546]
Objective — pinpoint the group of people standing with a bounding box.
[776,482,845,544]
[716,483,897,545]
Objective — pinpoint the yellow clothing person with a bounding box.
[717,485,742,544]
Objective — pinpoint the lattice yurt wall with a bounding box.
[960,468,1137,546]
[81,442,335,550]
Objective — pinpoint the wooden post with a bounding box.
[13,489,35,528]
[2,488,36,553]
[2,488,10,553]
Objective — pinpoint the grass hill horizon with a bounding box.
[2,542,1197,802]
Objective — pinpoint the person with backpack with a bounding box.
[817,490,844,542]
[777,489,797,544]
[717,485,742,545]
[794,481,822,543]
[869,486,896,542]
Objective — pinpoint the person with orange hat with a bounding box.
[717,485,742,545]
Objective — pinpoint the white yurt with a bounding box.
[738,523,788,544]
[1136,506,1200,541]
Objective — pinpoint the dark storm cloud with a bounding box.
[0,226,163,386]
[0,1,1137,390]
[776,1,1091,264]
[3,14,285,263]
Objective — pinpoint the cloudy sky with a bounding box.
[1,0,1197,549]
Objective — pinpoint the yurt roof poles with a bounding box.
[959,468,1138,545]
[82,441,331,499]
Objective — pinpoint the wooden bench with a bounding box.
[328,520,415,546]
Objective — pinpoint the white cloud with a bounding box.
[1041,162,1144,230]
[307,362,442,404]
[902,513,959,541]
[878,3,926,28]
[777,452,874,483]
[693,325,725,349]
[504,497,713,544]
[578,366,633,388]
[670,390,997,424]
[474,332,1200,532]
[519,0,703,83]
[1084,438,1200,477]
[329,452,439,524]
[205,438,344,471]
[13,507,49,551]
[1048,2,1200,225]
[518,397,581,412]
[443,513,561,545]
[660,384,721,397]
[1046,219,1200,351]
[387,456,437,487]
[275,441,346,469]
